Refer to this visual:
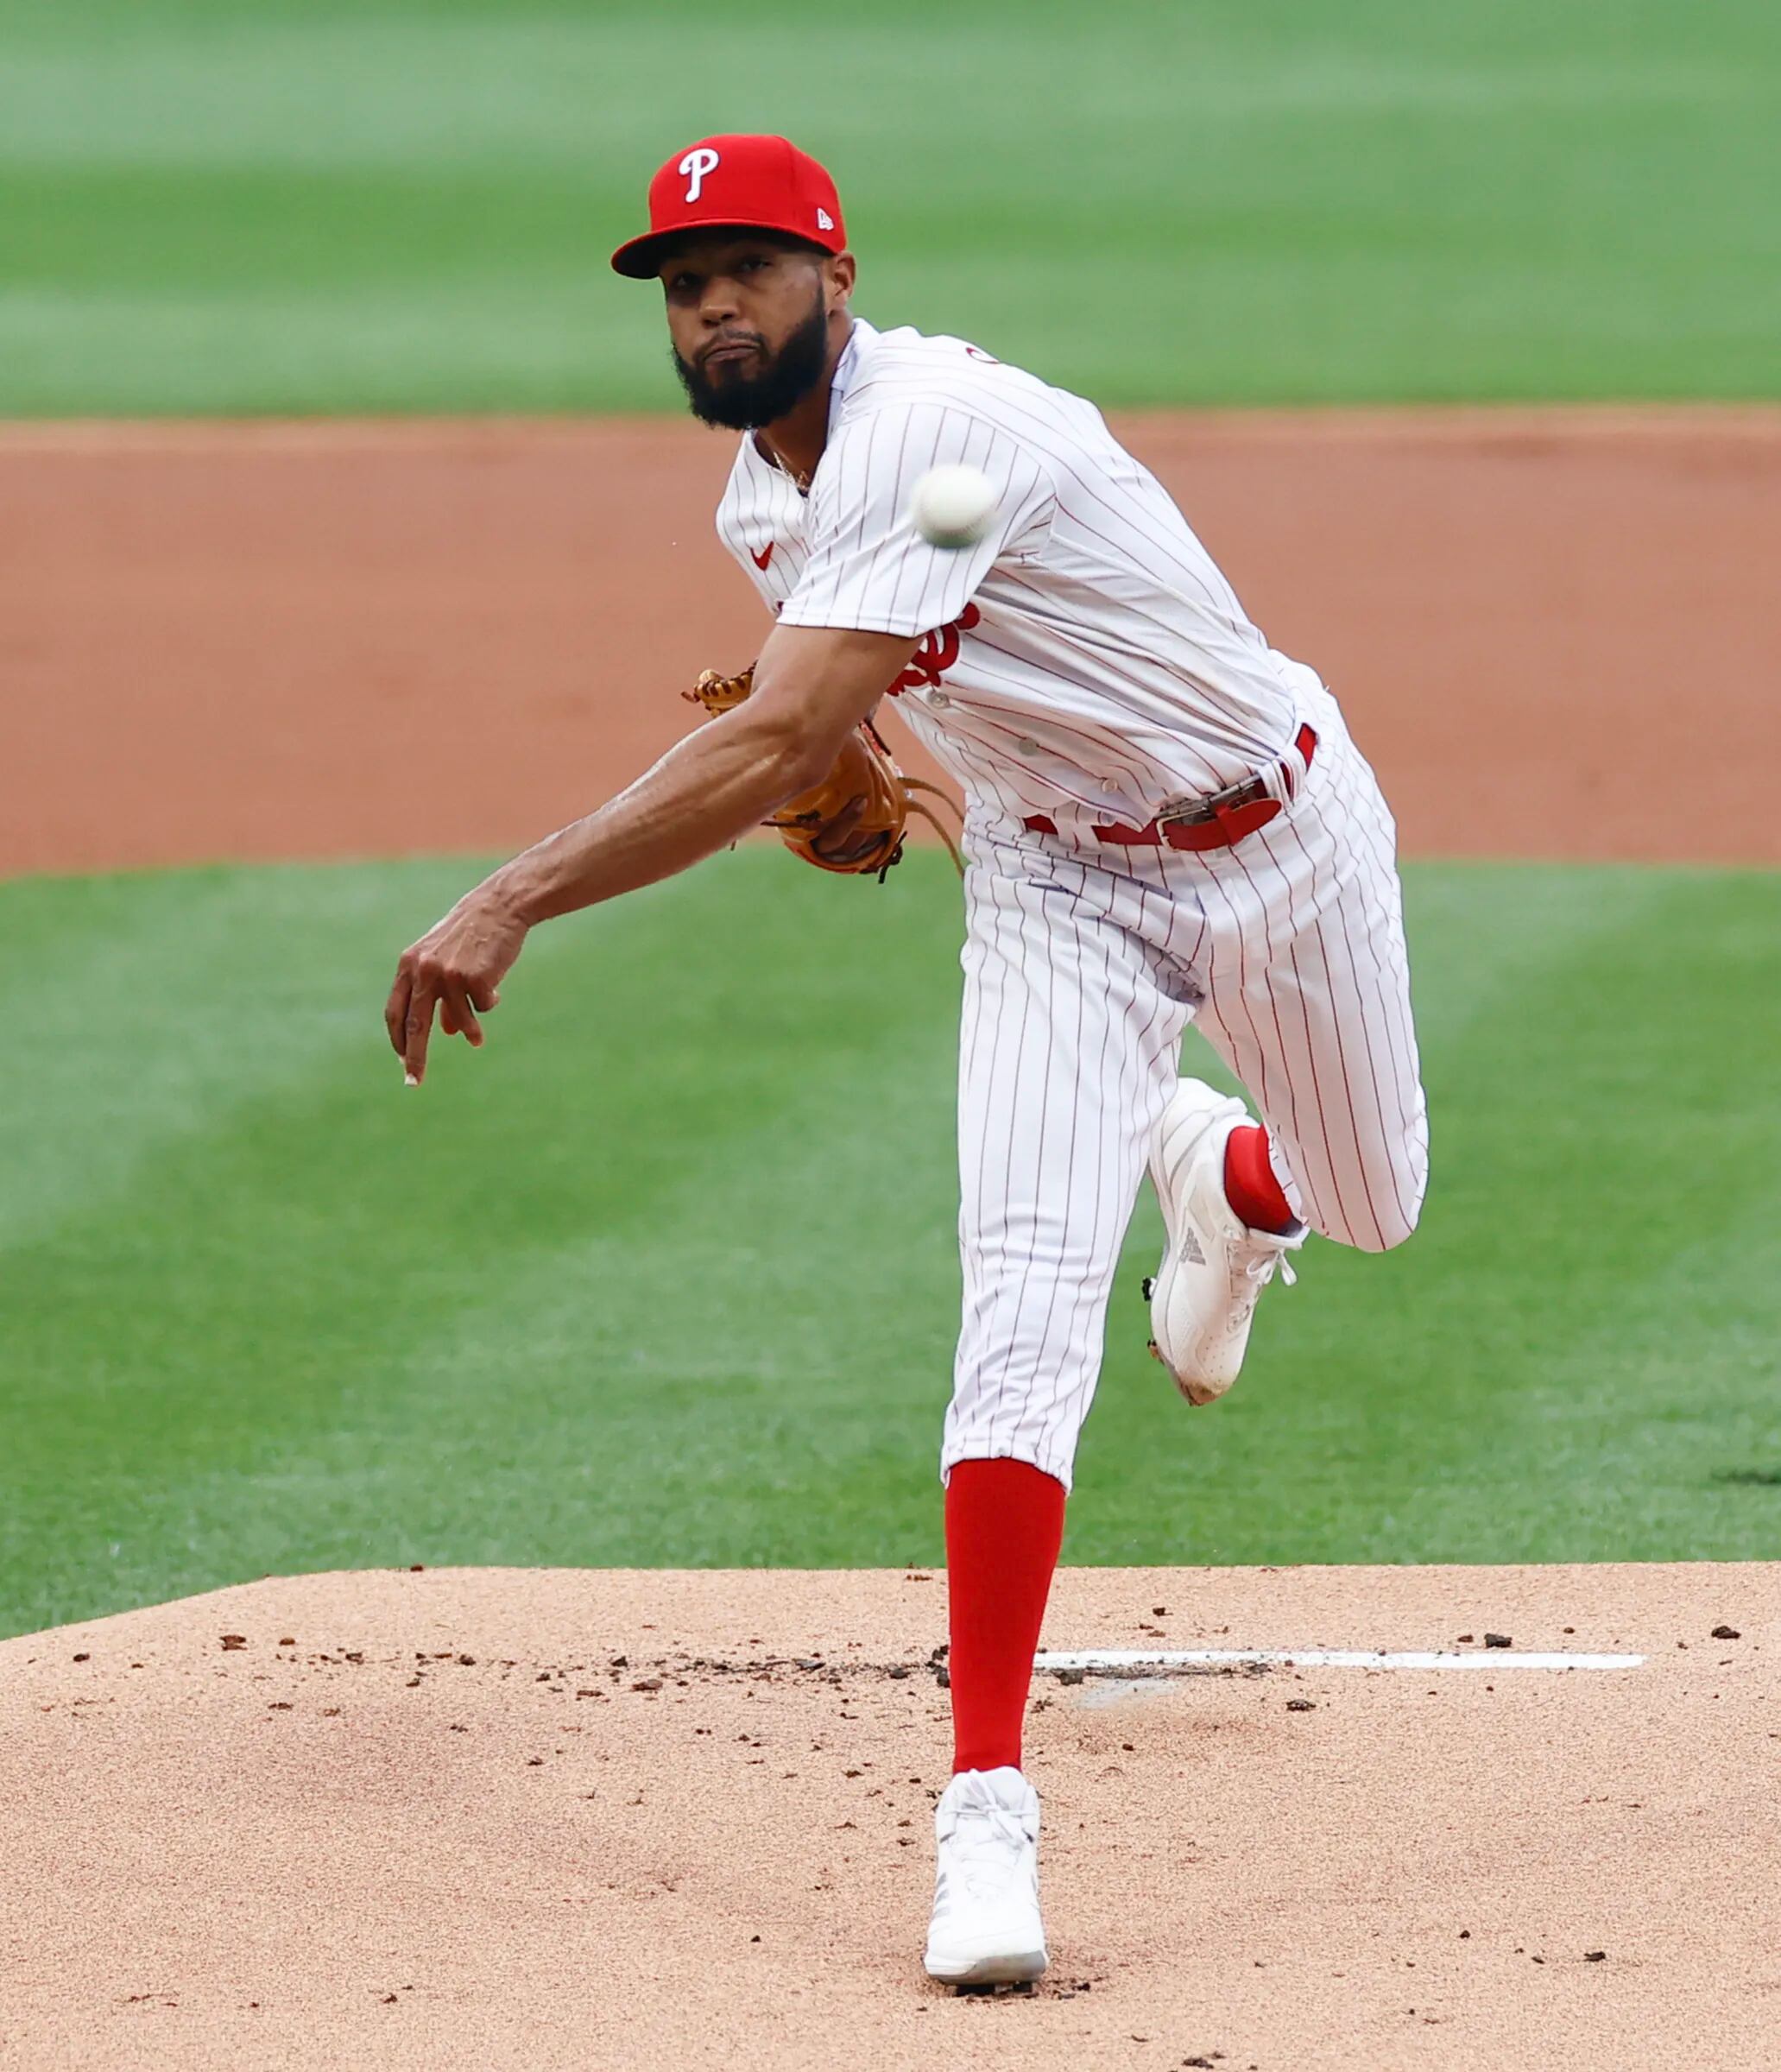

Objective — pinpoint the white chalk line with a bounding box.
[1037,1647,1645,1673]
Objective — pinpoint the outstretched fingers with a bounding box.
[389,957,505,1083]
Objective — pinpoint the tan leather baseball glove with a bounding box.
[685,662,963,880]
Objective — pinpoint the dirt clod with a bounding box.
[1483,1633,1512,1648]
[1711,1627,1740,1640]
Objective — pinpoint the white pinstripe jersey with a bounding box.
[715,317,1315,828]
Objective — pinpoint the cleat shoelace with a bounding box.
[1228,1243,1297,1320]
[940,1806,1033,1904]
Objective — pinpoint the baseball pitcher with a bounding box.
[384,135,1429,1987]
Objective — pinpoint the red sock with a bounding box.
[1222,1123,1297,1235]
[944,1457,1066,1775]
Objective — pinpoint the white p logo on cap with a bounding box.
[679,147,720,204]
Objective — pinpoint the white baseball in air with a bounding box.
[909,464,998,550]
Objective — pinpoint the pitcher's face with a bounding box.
[661,235,853,430]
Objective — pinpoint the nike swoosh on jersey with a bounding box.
[751,540,774,570]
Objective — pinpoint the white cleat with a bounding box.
[1145,1077,1304,1406]
[923,1766,1048,1987]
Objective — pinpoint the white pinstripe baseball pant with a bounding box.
[940,691,1429,1491]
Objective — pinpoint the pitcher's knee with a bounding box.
[1355,1203,1419,1253]
[1314,1174,1424,1253]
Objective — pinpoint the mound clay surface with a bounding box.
[2,1562,1775,2069]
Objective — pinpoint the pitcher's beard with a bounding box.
[673,296,830,431]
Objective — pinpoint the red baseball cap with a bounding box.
[610,134,846,280]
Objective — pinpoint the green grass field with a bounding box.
[2,2,1776,1638]
[3,850,1778,1639]
[1,0,1778,414]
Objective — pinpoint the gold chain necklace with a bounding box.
[761,437,811,494]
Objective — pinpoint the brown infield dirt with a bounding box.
[3,412,1779,2068]
[3,407,1779,877]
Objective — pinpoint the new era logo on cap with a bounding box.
[611,134,847,278]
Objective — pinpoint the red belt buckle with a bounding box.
[1167,793,1282,850]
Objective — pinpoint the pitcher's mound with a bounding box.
[2,1563,1772,2070]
